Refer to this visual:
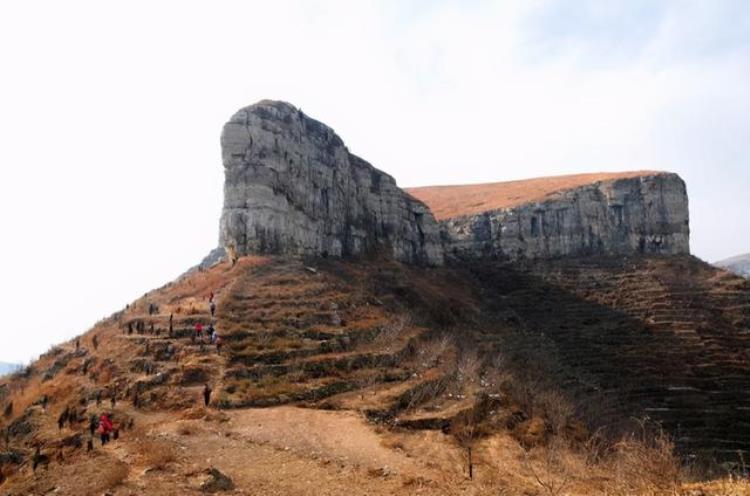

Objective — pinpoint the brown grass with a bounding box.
[98,460,130,494]
[138,439,176,469]
[407,170,665,220]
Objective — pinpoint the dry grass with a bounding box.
[138,439,176,470]
[97,460,129,494]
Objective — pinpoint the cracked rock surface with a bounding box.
[219,100,444,266]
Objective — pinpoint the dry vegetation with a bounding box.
[0,254,748,495]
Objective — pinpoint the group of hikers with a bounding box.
[28,291,223,473]
[192,292,223,355]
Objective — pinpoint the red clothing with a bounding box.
[98,415,113,435]
[195,323,203,334]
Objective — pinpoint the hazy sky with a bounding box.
[1,0,748,363]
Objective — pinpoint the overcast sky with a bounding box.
[0,0,748,363]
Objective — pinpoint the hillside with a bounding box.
[1,254,748,495]
[716,253,750,278]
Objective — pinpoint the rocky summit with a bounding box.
[219,100,444,266]
[408,171,690,260]
[218,101,690,265]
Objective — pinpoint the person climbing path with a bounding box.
[215,335,223,355]
[89,413,98,437]
[210,300,216,317]
[57,408,67,430]
[98,413,113,445]
[203,384,212,407]
[195,322,204,343]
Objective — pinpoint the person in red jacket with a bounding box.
[98,413,113,445]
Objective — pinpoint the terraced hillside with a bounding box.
[466,255,750,461]
[1,253,749,494]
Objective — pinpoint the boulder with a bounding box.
[201,467,234,492]
[219,100,443,266]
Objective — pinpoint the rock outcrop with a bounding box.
[409,172,690,260]
[219,101,443,266]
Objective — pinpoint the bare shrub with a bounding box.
[417,334,453,370]
[456,349,482,388]
[534,391,573,437]
[524,439,573,496]
[138,439,176,470]
[375,315,412,352]
[98,460,129,492]
[600,419,681,494]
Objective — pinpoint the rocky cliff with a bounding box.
[219,101,444,265]
[408,172,690,260]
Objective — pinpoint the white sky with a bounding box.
[0,0,748,363]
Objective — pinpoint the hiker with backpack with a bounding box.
[98,413,113,445]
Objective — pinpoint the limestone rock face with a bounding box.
[427,174,690,260]
[219,101,444,265]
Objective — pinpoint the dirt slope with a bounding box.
[1,254,749,495]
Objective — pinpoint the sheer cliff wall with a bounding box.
[219,101,444,265]
[408,173,690,260]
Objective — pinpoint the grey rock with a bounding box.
[201,467,234,492]
[219,100,443,266]
[436,173,690,260]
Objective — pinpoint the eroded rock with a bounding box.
[219,100,443,266]
[413,173,690,260]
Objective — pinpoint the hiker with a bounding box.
[208,323,216,343]
[32,446,49,472]
[215,335,223,355]
[110,388,117,408]
[169,313,173,336]
[195,322,203,342]
[210,300,216,317]
[57,409,66,430]
[209,291,214,303]
[75,338,80,351]
[203,384,212,407]
[89,413,98,437]
[133,389,140,409]
[92,335,99,351]
[98,413,113,445]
